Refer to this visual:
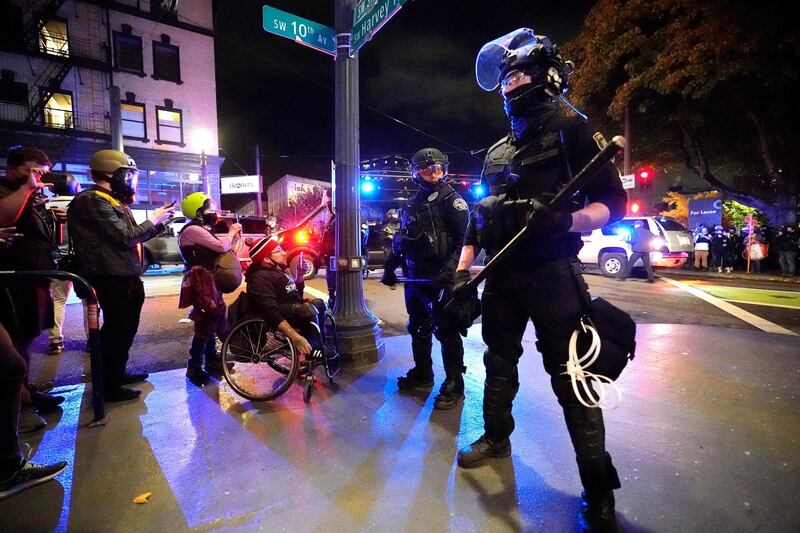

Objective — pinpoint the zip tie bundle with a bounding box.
[565,318,622,409]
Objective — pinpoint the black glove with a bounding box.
[526,199,573,237]
[381,267,398,287]
[452,270,473,302]
[453,295,481,336]
[435,267,453,288]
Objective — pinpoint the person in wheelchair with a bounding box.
[243,237,326,359]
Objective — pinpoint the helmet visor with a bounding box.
[475,28,537,91]
[414,163,445,179]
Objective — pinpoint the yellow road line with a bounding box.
[660,276,798,336]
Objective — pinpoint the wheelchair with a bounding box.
[220,301,340,403]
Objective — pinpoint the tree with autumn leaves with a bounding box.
[564,0,798,224]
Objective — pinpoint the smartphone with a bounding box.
[165,200,177,208]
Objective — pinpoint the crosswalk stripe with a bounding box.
[660,276,798,336]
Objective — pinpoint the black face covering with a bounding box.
[201,212,219,226]
[503,84,558,140]
[108,168,136,205]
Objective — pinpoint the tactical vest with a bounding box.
[478,116,586,261]
[178,221,221,271]
[395,187,456,266]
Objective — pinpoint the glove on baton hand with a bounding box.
[526,199,573,237]
[452,270,473,302]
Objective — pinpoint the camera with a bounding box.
[41,172,80,196]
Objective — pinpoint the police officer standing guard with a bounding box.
[381,149,469,410]
[452,30,628,531]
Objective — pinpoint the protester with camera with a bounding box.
[178,191,241,385]
[67,150,174,402]
[0,146,67,432]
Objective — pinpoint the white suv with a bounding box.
[578,216,693,277]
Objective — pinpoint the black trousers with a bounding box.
[89,275,145,391]
[0,323,26,475]
[404,282,464,378]
[481,258,620,494]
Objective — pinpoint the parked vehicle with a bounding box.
[142,216,187,271]
[578,216,692,277]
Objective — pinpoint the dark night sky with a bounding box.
[211,0,596,189]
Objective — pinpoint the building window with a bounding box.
[156,106,183,145]
[0,4,24,50]
[121,101,147,140]
[39,19,69,57]
[114,31,144,74]
[152,41,181,83]
[0,76,27,105]
[43,91,73,129]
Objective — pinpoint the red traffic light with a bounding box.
[630,201,641,214]
[637,167,654,183]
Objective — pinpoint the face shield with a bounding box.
[475,28,538,91]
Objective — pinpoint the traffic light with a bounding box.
[629,200,642,214]
[637,167,654,191]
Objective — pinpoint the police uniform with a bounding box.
[460,28,629,531]
[387,179,469,398]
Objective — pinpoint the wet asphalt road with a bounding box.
[27,269,800,387]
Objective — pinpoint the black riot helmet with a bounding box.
[476,28,574,99]
[411,148,449,191]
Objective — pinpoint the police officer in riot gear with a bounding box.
[453,29,628,531]
[381,148,469,410]
[380,209,400,256]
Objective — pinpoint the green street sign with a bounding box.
[352,0,408,52]
[262,5,335,57]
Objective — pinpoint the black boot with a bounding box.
[397,367,434,391]
[456,434,511,468]
[578,490,617,533]
[435,337,465,410]
[398,332,434,391]
[204,336,233,377]
[186,337,210,386]
[434,369,465,410]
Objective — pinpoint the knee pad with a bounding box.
[483,349,519,381]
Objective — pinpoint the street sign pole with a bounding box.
[333,0,384,365]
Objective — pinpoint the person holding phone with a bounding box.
[0,146,66,431]
[177,192,241,385]
[67,150,173,402]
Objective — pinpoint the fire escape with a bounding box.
[23,0,72,127]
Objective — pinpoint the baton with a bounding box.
[460,135,626,295]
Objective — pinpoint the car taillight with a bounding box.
[295,230,309,243]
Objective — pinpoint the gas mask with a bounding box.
[108,168,138,205]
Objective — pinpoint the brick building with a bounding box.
[0,0,222,212]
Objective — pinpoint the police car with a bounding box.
[578,216,693,276]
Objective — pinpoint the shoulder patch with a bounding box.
[592,132,608,150]
[452,198,468,211]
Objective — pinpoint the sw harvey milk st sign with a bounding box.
[352,0,408,52]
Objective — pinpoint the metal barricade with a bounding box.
[0,270,105,425]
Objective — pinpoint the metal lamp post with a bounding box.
[332,0,384,365]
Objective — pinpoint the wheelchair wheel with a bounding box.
[221,318,299,401]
